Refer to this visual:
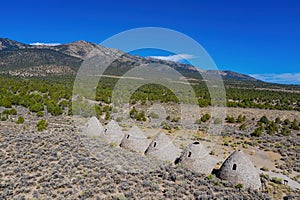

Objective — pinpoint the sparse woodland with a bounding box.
[0,39,300,199]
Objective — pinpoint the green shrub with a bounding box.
[206,174,215,180]
[46,101,62,116]
[130,99,136,105]
[260,173,269,180]
[16,116,24,124]
[37,119,48,131]
[94,105,102,116]
[59,100,68,108]
[2,99,12,108]
[259,116,269,124]
[201,113,211,122]
[236,115,245,123]
[266,121,278,135]
[284,118,290,125]
[210,150,216,155]
[171,117,180,123]
[11,108,17,115]
[226,116,235,123]
[239,123,246,130]
[2,108,17,115]
[275,117,281,124]
[36,111,44,117]
[260,166,269,171]
[235,183,243,190]
[161,121,171,130]
[136,111,146,121]
[281,126,291,136]
[251,127,262,137]
[103,105,111,112]
[29,103,44,113]
[291,119,299,130]
[67,107,73,115]
[130,108,146,121]
[129,108,137,118]
[105,111,111,120]
[271,177,282,184]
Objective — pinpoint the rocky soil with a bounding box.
[0,117,272,199]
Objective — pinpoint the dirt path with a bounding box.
[260,170,300,190]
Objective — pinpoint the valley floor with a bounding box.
[0,106,299,199]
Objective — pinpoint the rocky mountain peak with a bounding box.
[0,38,28,50]
[52,40,98,59]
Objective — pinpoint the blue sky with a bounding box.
[1,0,300,84]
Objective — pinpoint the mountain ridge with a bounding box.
[0,38,261,82]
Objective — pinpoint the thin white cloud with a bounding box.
[250,73,300,85]
[149,54,195,62]
[30,42,61,46]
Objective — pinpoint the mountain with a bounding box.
[205,70,258,82]
[0,38,260,82]
[0,38,29,50]
[48,40,100,59]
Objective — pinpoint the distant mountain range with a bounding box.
[0,38,259,82]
